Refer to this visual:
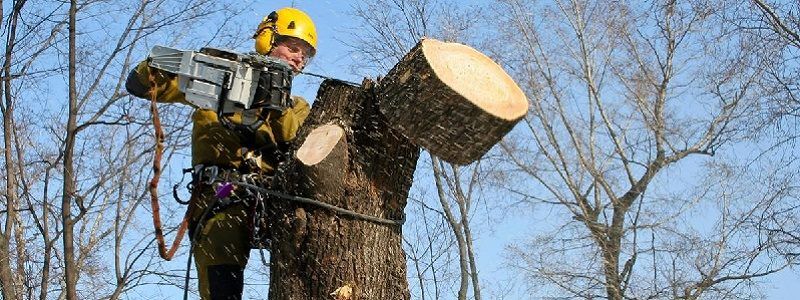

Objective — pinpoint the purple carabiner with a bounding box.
[215,182,234,199]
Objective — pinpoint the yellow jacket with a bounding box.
[126,60,310,172]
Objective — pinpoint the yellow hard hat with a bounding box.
[254,7,317,56]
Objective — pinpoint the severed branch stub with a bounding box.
[295,124,348,185]
[378,38,528,165]
[296,124,346,166]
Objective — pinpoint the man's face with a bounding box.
[269,37,314,72]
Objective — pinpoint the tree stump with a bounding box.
[378,38,529,164]
[268,79,419,300]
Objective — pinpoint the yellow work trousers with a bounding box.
[189,186,252,300]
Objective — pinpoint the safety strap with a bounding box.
[233,181,405,227]
[147,73,189,261]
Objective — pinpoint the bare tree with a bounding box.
[738,0,800,272]
[750,159,800,267]
[403,191,457,300]
[491,0,796,298]
[1,1,34,299]
[56,1,248,296]
[0,0,251,299]
[750,0,800,48]
[741,0,799,139]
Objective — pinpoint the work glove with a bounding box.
[252,65,293,111]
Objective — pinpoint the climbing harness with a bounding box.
[182,165,406,241]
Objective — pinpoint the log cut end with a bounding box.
[296,124,346,166]
[422,38,528,121]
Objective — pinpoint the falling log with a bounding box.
[268,79,419,300]
[378,38,529,165]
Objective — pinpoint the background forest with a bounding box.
[0,0,798,299]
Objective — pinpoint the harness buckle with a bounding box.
[203,165,219,184]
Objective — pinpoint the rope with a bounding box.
[300,71,362,87]
[233,181,405,227]
[148,72,189,261]
[182,194,218,300]
[182,242,193,300]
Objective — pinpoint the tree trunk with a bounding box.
[0,235,13,300]
[378,38,528,165]
[268,79,419,300]
[0,0,24,297]
[63,1,79,299]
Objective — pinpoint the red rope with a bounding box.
[148,73,189,261]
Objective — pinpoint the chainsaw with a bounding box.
[147,45,294,114]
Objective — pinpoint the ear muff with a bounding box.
[254,12,279,55]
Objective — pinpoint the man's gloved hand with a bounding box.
[252,66,293,111]
[126,60,176,99]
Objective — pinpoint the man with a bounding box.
[125,7,317,300]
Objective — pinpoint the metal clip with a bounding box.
[203,165,219,185]
[239,173,257,196]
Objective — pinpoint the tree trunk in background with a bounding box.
[1,0,25,298]
[269,79,419,300]
[0,236,13,300]
[62,1,79,299]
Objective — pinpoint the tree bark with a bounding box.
[62,1,79,299]
[0,1,26,298]
[378,38,528,165]
[269,79,419,300]
[0,26,17,300]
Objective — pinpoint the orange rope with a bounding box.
[148,72,189,261]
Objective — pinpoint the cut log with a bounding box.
[268,79,419,300]
[378,38,529,164]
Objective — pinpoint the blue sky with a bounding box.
[183,1,800,299]
[19,0,795,298]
